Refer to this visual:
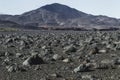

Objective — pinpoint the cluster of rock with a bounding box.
[0,31,120,80]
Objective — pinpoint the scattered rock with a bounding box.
[34,65,41,70]
[50,73,58,77]
[4,57,11,63]
[82,75,98,80]
[52,54,63,61]
[23,54,44,66]
[6,65,14,72]
[49,73,61,78]
[95,63,109,69]
[0,51,5,57]
[98,49,107,53]
[5,38,13,44]
[63,44,77,53]
[5,52,11,56]
[113,58,120,65]
[74,63,91,73]
[89,47,98,55]
[6,64,21,72]
[62,58,70,63]
[0,31,120,79]
[101,59,112,64]
[110,54,117,57]
[16,53,22,58]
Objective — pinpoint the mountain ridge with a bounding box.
[0,3,120,30]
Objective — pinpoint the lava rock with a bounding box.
[98,49,107,53]
[89,47,99,55]
[16,53,23,58]
[62,58,71,63]
[95,63,109,69]
[6,64,20,72]
[23,54,44,66]
[113,58,120,65]
[0,51,5,57]
[63,44,77,53]
[52,54,63,61]
[74,63,91,72]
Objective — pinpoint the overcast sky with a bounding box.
[0,0,119,18]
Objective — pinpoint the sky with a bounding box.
[0,0,120,18]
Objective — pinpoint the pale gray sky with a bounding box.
[0,0,120,18]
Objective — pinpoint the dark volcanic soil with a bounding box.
[0,30,120,80]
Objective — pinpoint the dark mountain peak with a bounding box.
[41,3,69,10]
[44,3,64,6]
[40,3,87,18]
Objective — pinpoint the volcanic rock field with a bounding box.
[0,30,120,80]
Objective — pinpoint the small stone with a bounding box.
[98,49,107,53]
[0,51,5,57]
[113,58,120,65]
[50,73,58,77]
[110,65,116,69]
[44,48,53,54]
[74,64,89,73]
[95,63,109,69]
[82,75,98,80]
[16,53,22,58]
[82,75,91,79]
[6,66,14,72]
[34,65,40,70]
[49,73,61,78]
[23,58,30,66]
[5,52,10,56]
[89,47,98,55]
[82,59,90,64]
[4,57,11,62]
[63,58,70,63]
[101,59,112,64]
[110,54,117,57]
[5,38,13,44]
[41,46,47,49]
[6,64,19,72]
[64,45,76,53]
[52,54,62,60]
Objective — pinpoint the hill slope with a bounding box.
[0,3,120,30]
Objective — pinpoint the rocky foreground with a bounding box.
[0,30,120,80]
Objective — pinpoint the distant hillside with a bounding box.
[0,3,120,30]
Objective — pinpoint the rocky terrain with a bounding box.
[0,3,120,30]
[0,30,120,80]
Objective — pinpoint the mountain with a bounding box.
[0,18,39,30]
[0,19,21,28]
[0,3,120,30]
